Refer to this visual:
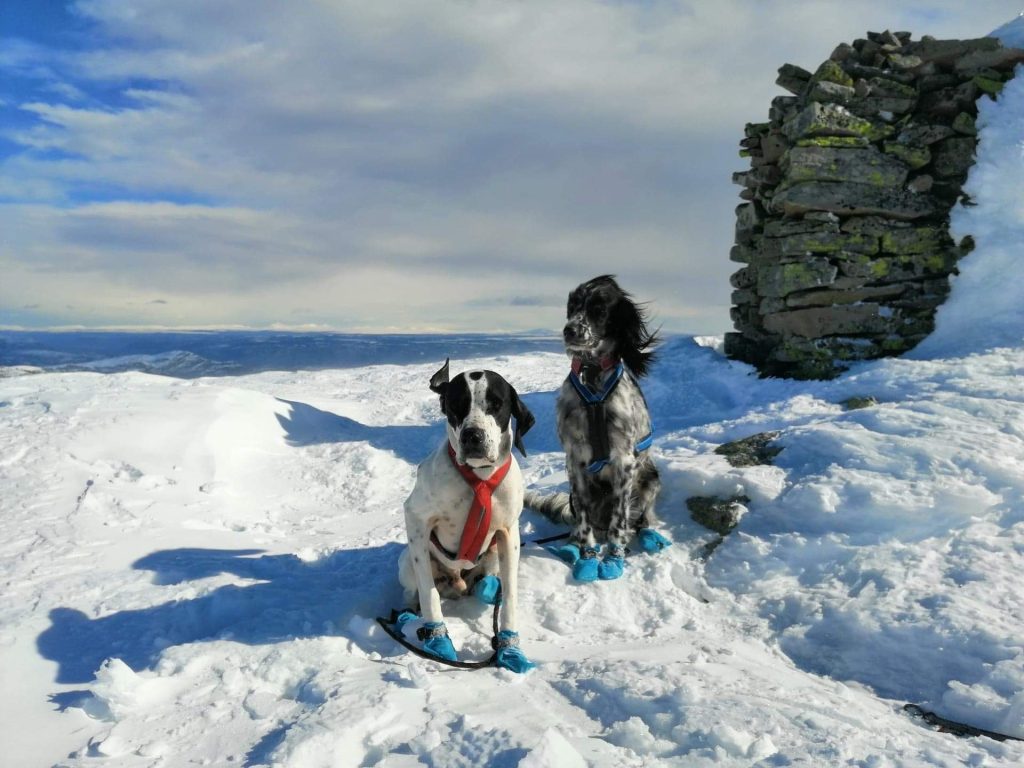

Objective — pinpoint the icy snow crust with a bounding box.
[4,50,1024,768]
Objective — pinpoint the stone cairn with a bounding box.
[725,31,1024,379]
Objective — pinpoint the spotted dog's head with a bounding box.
[429,359,535,467]
[563,274,659,378]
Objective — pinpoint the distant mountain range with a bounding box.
[0,330,564,379]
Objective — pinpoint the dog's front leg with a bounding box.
[493,526,535,672]
[405,520,458,661]
[560,465,605,582]
[566,463,597,552]
[494,527,520,633]
[599,455,636,581]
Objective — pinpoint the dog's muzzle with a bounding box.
[563,322,591,348]
[459,426,491,461]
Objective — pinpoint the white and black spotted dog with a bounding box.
[396,359,536,671]
[526,275,670,582]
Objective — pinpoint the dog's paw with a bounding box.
[637,528,672,554]
[546,542,581,565]
[472,575,502,605]
[394,610,419,633]
[493,630,536,673]
[598,546,626,580]
[572,547,600,582]
[417,621,458,661]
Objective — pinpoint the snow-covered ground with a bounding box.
[5,39,1024,768]
[8,334,1024,768]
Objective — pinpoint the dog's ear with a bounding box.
[510,387,535,457]
[429,358,450,412]
[611,296,658,378]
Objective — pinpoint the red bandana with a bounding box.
[447,443,512,562]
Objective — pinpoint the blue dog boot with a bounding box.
[572,546,600,582]
[598,545,626,580]
[547,542,581,565]
[637,528,672,554]
[473,575,502,605]
[394,610,419,633]
[493,630,536,673]
[417,621,457,661]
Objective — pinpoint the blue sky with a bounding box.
[2,1,1021,333]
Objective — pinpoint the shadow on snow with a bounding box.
[38,544,406,685]
[275,397,437,464]
[273,390,562,464]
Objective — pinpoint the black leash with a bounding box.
[376,585,502,671]
[904,704,1024,742]
[376,528,572,669]
[530,531,571,546]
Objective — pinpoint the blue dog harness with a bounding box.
[568,357,654,473]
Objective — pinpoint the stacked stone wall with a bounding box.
[725,31,1024,379]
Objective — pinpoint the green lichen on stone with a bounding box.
[872,259,892,279]
[785,146,908,187]
[745,122,772,138]
[864,169,891,186]
[739,149,752,158]
[796,136,869,148]
[881,226,944,254]
[974,75,1004,96]
[793,359,846,380]
[881,337,913,352]
[781,232,879,255]
[898,251,951,273]
[813,59,855,88]
[831,341,880,361]
[867,77,917,99]
[785,103,896,143]
[843,119,896,143]
[883,141,931,169]
[771,336,835,364]
[860,122,896,142]
[952,112,977,135]
[758,260,837,297]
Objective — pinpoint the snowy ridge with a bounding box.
[53,350,241,378]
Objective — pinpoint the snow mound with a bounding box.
[992,12,1024,47]
[912,61,1024,358]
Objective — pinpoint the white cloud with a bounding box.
[1,0,1021,331]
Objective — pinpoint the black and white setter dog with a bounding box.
[526,275,669,581]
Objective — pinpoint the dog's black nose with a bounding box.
[460,427,485,448]
[563,324,579,342]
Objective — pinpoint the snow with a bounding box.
[7,347,1024,766]
[992,12,1024,48]
[4,27,1024,768]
